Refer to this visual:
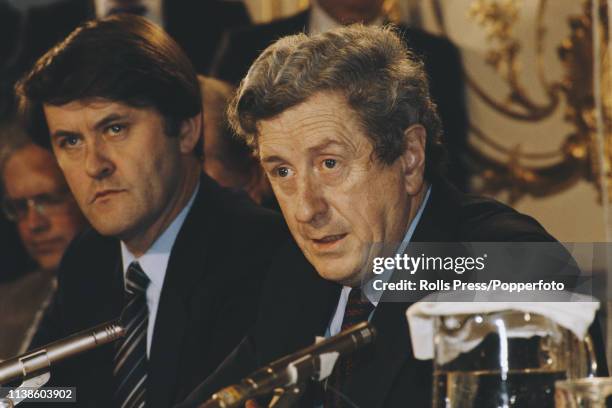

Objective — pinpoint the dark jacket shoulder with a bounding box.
[193,176,289,274]
[199,174,284,233]
[414,180,555,243]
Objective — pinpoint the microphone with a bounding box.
[200,321,376,408]
[0,321,124,384]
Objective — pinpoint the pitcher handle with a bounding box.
[584,334,598,377]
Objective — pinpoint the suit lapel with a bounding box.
[345,301,412,408]
[258,245,341,364]
[146,178,216,408]
[411,181,462,243]
[65,232,123,405]
[263,254,340,408]
[345,182,462,406]
[74,233,123,327]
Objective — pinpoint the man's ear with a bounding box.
[178,113,202,154]
[399,124,426,195]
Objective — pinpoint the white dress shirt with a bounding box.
[328,186,432,336]
[308,0,385,36]
[120,183,198,356]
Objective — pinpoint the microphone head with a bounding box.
[348,321,376,346]
[92,322,125,344]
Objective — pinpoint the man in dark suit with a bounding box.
[179,25,607,408]
[16,15,287,408]
[211,0,468,191]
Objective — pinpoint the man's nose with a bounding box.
[23,202,50,233]
[294,175,329,226]
[84,141,115,179]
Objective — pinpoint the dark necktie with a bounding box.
[324,288,375,408]
[114,261,150,408]
[107,0,147,16]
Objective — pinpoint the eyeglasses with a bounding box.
[2,190,73,222]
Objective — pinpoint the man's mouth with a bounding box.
[30,238,64,254]
[312,233,347,247]
[91,189,124,203]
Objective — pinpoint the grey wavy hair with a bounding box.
[228,24,447,180]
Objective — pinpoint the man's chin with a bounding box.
[37,256,62,272]
[89,219,133,238]
[314,263,362,287]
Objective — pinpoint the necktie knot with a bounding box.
[125,261,150,296]
[341,288,374,331]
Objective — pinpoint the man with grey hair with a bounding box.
[180,25,604,407]
[0,122,86,359]
[212,0,469,190]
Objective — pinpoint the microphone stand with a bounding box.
[0,320,124,406]
[268,381,307,408]
[200,322,376,408]
[267,353,320,408]
[0,371,50,407]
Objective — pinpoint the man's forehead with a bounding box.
[7,144,57,172]
[43,98,134,115]
[4,146,65,195]
[257,93,366,157]
[43,99,142,132]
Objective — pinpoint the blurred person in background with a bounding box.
[211,0,470,191]
[0,121,86,360]
[199,76,274,207]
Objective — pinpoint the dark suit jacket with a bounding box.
[27,175,289,408]
[178,180,608,408]
[210,9,469,190]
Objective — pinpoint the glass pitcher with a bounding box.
[555,377,612,407]
[432,310,597,408]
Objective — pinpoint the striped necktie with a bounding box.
[114,261,150,408]
[324,288,374,408]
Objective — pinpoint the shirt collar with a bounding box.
[120,181,199,290]
[364,185,432,306]
[308,0,385,35]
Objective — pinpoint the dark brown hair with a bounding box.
[15,15,203,155]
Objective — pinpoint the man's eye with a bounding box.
[59,135,80,148]
[36,193,65,206]
[323,159,337,169]
[276,167,290,178]
[11,200,28,213]
[107,124,125,134]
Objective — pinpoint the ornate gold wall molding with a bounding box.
[432,0,612,203]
